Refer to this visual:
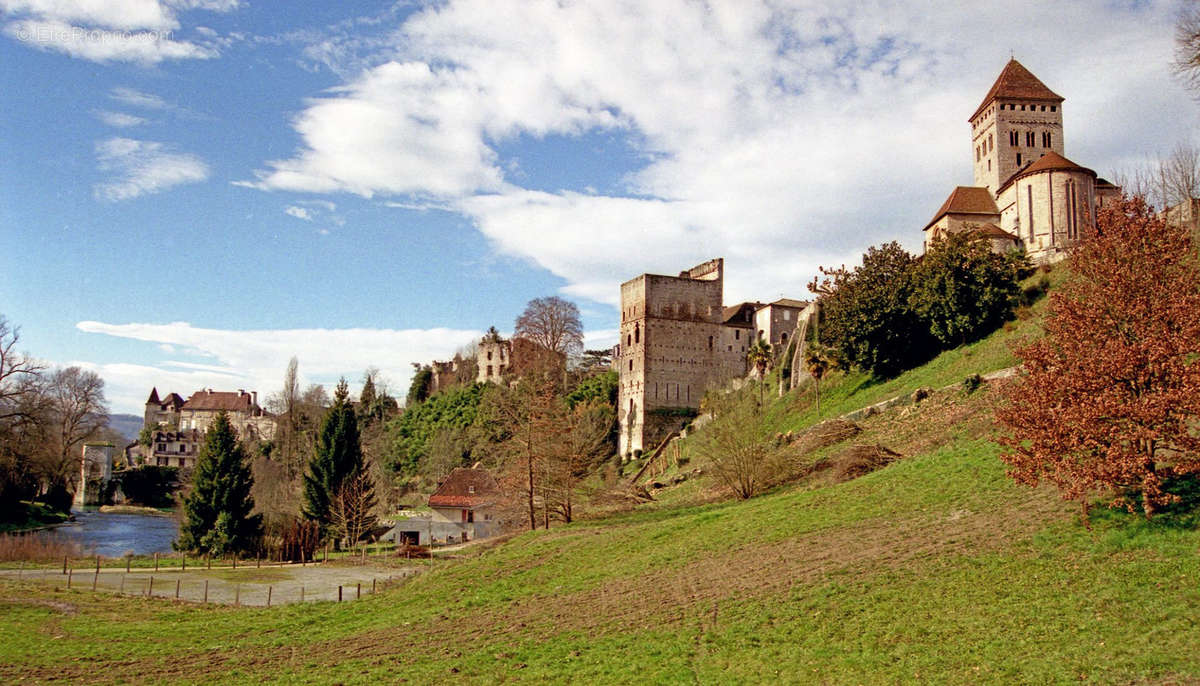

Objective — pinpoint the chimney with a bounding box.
[238,389,244,397]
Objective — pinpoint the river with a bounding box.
[47,509,180,557]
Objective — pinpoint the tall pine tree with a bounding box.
[175,411,262,555]
[303,379,368,543]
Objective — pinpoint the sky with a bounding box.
[1,0,1197,416]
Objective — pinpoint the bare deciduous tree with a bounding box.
[514,296,584,357]
[1175,2,1200,93]
[0,316,44,423]
[693,391,775,499]
[42,367,108,490]
[328,469,378,548]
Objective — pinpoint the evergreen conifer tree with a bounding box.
[175,411,262,555]
[303,379,368,542]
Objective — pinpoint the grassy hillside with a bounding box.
[2,276,1198,684]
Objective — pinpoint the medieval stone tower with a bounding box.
[617,258,752,455]
[970,59,1065,195]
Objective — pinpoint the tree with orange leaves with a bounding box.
[996,195,1200,518]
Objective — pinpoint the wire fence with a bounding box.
[1,560,421,607]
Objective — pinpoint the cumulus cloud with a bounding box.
[1,0,236,64]
[93,137,209,201]
[76,320,485,414]
[246,0,1195,306]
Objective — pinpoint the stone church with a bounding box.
[924,59,1121,260]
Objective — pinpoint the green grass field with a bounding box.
[2,270,1197,684]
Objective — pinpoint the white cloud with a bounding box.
[110,86,168,109]
[246,0,1196,306]
[284,205,312,221]
[1,0,236,64]
[95,110,146,127]
[76,320,485,414]
[93,137,209,201]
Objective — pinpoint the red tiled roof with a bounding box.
[429,468,499,509]
[968,223,1018,241]
[971,59,1063,121]
[181,390,255,412]
[998,151,1097,193]
[926,186,1000,230]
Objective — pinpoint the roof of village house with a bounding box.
[428,468,499,509]
[926,186,1000,230]
[968,223,1019,241]
[722,302,761,327]
[970,59,1063,121]
[1095,177,1118,188]
[181,389,258,412]
[768,298,809,309]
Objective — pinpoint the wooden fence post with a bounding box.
[92,571,98,592]
[126,556,131,573]
[148,576,154,598]
[95,555,100,574]
[62,556,67,575]
[267,586,272,607]
[67,568,72,589]
[119,575,125,594]
[300,586,304,603]
[235,585,240,607]
[356,582,361,599]
[372,578,376,594]
[175,579,181,600]
[154,552,159,572]
[203,579,209,604]
[337,585,342,602]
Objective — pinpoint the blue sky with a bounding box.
[1,0,1196,414]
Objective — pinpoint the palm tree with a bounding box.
[746,338,772,408]
[804,344,831,417]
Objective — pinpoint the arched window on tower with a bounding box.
[634,324,640,344]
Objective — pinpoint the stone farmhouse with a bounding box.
[387,467,501,546]
[143,387,274,468]
[924,59,1121,260]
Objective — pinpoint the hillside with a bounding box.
[2,283,1198,684]
[107,413,143,444]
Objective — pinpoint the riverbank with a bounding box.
[0,502,71,534]
[98,505,174,516]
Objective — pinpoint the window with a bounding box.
[975,146,980,162]
[468,486,475,494]
[486,364,493,377]
[735,330,740,340]
[707,335,713,350]
[1027,185,1035,240]
[1026,131,1035,146]
[988,134,993,151]
[783,311,790,321]
[1043,132,1051,148]
[634,324,640,344]
[629,360,633,371]
[1010,131,1019,146]
[1017,153,1022,167]
[157,443,165,451]
[487,351,492,360]
[627,333,631,346]
[1050,105,1056,112]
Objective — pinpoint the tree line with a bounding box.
[0,319,115,522]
